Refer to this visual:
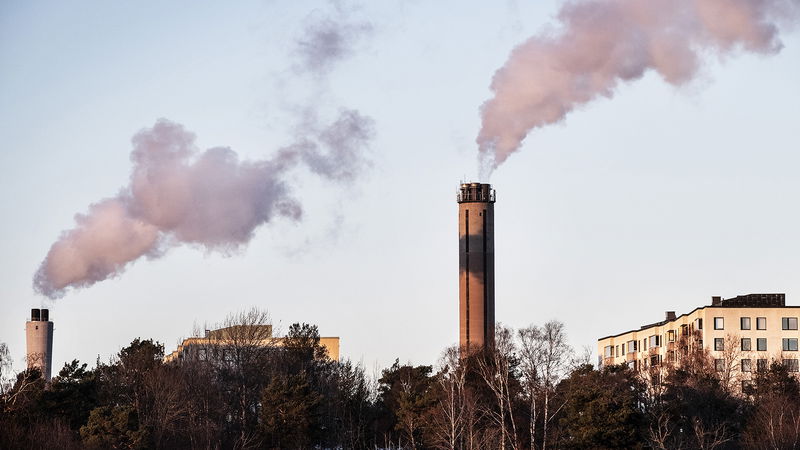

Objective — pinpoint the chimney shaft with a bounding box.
[666,311,676,321]
[458,182,496,351]
[26,309,54,381]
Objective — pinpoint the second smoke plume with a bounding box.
[478,0,798,173]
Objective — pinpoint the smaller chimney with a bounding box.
[712,296,722,306]
[26,309,54,381]
[665,311,676,321]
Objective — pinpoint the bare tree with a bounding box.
[143,365,191,448]
[180,359,224,449]
[324,359,378,449]
[743,394,800,449]
[640,356,674,449]
[0,342,12,395]
[647,406,677,450]
[518,320,573,450]
[428,346,466,449]
[476,324,519,450]
[206,307,277,447]
[675,329,715,377]
[692,418,732,450]
[0,367,44,414]
[716,333,744,395]
[397,379,421,449]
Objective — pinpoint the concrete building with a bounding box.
[458,182,496,351]
[165,325,340,364]
[598,294,800,384]
[26,308,54,381]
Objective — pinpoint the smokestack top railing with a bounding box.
[457,182,496,203]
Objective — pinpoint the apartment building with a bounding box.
[597,294,799,377]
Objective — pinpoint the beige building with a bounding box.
[598,294,800,380]
[165,325,340,364]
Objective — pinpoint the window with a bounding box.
[757,317,767,330]
[783,317,799,330]
[741,317,751,330]
[757,359,768,372]
[741,359,752,372]
[650,335,660,348]
[696,318,703,330]
[783,338,799,351]
[622,343,626,354]
[784,359,800,372]
[627,340,637,352]
[198,348,207,361]
[681,324,688,336]
[715,359,725,372]
[714,338,724,351]
[668,330,676,342]
[714,317,724,330]
[741,338,752,351]
[651,355,660,367]
[757,338,767,351]
[604,346,613,358]
[615,345,620,357]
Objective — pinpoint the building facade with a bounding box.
[165,325,340,364]
[458,182,496,351]
[598,294,800,382]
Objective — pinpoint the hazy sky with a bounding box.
[1,1,799,374]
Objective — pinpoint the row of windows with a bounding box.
[604,316,800,359]
[196,347,234,362]
[715,358,799,373]
[607,336,800,359]
[713,337,799,352]
[607,335,663,357]
[712,316,798,331]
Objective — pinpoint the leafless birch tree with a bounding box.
[518,320,573,450]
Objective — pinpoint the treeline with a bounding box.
[2,313,800,449]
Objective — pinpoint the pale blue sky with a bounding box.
[1,1,799,373]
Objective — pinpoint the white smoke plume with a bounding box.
[478,0,799,174]
[34,0,376,299]
[34,111,374,299]
[294,2,372,77]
